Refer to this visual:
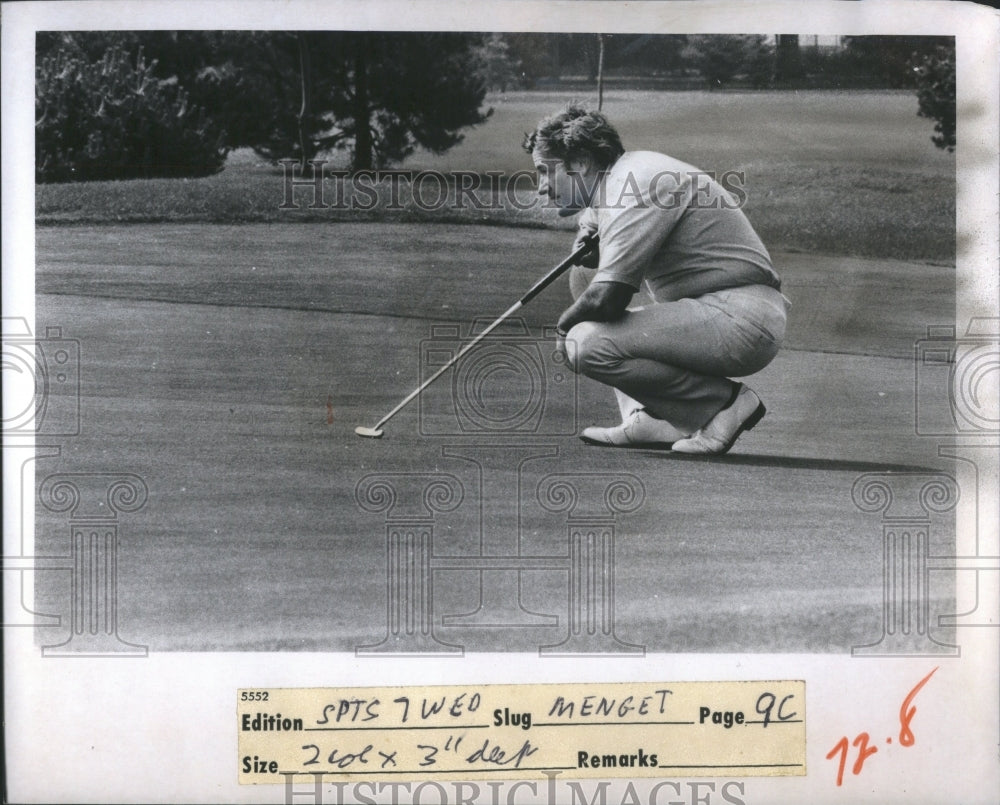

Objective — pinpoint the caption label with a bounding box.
[238,681,805,783]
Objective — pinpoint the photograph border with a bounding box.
[4,1,998,803]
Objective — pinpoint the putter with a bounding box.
[355,235,598,438]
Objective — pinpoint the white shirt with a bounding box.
[581,151,781,302]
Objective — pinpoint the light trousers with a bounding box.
[565,281,789,433]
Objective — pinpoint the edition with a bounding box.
[241,712,304,731]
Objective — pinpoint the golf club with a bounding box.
[355,235,598,438]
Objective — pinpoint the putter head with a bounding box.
[354,425,384,439]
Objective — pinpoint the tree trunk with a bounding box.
[774,34,803,85]
[549,34,561,79]
[295,33,312,171]
[597,34,605,110]
[353,36,373,171]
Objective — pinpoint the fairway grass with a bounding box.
[36,90,955,262]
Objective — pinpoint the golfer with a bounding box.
[524,105,788,454]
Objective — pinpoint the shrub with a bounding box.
[910,45,956,152]
[36,43,228,182]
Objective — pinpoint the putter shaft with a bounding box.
[357,236,597,437]
[371,299,522,433]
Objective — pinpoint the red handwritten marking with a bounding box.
[826,666,939,787]
[899,666,938,746]
[826,737,850,787]
[852,732,878,774]
[326,395,334,425]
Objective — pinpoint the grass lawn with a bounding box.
[36,89,955,261]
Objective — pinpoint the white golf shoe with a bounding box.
[580,409,690,450]
[670,384,766,455]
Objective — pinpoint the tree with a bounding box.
[35,31,289,160]
[37,31,494,174]
[745,37,777,88]
[472,33,522,92]
[842,36,952,88]
[773,35,803,84]
[911,44,956,152]
[35,40,227,182]
[609,35,688,75]
[225,32,492,170]
[504,34,553,86]
[337,33,493,170]
[190,32,330,161]
[681,35,772,88]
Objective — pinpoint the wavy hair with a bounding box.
[522,104,625,169]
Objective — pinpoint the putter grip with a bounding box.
[518,234,599,306]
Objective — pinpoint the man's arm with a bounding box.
[556,280,635,334]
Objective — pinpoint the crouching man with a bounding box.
[524,105,789,454]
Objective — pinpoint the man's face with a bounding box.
[532,148,595,217]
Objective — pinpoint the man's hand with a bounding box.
[572,218,600,269]
[556,280,635,336]
[572,231,600,269]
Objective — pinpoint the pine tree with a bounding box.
[226,32,492,171]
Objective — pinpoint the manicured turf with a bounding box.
[33,222,956,653]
